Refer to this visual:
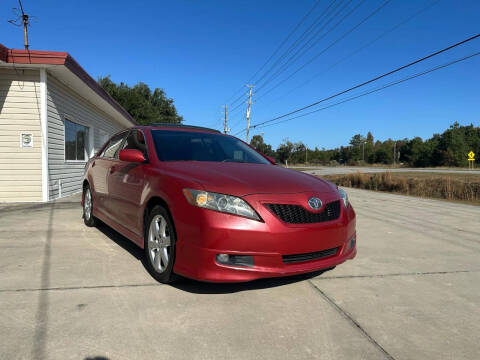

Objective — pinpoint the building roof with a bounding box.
[0,43,136,127]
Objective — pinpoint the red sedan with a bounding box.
[82,124,356,283]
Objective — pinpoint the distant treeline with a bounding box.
[250,122,480,167]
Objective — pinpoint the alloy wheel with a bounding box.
[84,188,92,221]
[147,215,171,273]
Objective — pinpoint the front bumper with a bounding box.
[175,239,356,282]
[172,191,357,282]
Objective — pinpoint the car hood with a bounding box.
[162,162,336,197]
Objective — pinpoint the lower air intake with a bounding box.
[282,247,340,264]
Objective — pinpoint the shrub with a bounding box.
[325,173,480,203]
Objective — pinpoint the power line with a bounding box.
[229,0,350,129]
[224,0,323,106]
[242,50,480,132]
[244,32,480,131]
[230,0,438,132]
[229,115,245,130]
[229,90,248,107]
[247,0,323,86]
[255,0,393,102]
[226,0,351,128]
[229,99,247,114]
[257,0,361,92]
[264,0,440,106]
[253,0,339,88]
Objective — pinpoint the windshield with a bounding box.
[151,130,270,164]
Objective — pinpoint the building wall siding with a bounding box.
[47,74,124,200]
[0,68,42,202]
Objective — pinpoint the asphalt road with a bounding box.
[1,189,479,360]
[294,166,480,176]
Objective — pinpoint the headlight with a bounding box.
[338,188,349,208]
[183,189,261,221]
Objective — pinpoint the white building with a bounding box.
[0,44,135,202]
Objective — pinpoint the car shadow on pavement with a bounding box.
[171,268,335,294]
[95,222,144,261]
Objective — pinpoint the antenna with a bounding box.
[8,0,35,50]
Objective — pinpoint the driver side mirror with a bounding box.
[119,149,146,163]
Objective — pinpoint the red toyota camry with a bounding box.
[82,124,356,283]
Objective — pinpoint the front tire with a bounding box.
[83,185,98,227]
[144,205,177,283]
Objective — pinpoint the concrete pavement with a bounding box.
[0,190,479,359]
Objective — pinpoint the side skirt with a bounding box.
[93,207,145,248]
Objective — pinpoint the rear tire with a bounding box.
[144,205,177,283]
[83,185,98,227]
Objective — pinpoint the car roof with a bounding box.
[135,123,221,134]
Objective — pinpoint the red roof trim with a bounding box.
[0,44,136,125]
[0,44,7,62]
[7,48,68,65]
[62,54,136,125]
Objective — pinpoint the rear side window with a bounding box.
[101,133,126,159]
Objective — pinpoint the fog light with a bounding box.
[216,254,230,264]
[216,254,254,267]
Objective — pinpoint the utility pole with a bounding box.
[393,141,397,167]
[245,85,254,143]
[223,104,230,134]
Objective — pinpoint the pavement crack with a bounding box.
[308,280,396,360]
[314,269,476,280]
[0,282,162,293]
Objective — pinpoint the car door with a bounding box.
[106,130,147,235]
[90,132,127,215]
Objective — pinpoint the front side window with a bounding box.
[101,132,127,159]
[65,118,89,161]
[151,130,270,164]
[120,130,148,158]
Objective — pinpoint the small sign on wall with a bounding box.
[20,133,34,148]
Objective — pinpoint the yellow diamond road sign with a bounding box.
[468,151,475,160]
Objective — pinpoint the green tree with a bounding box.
[349,134,366,162]
[365,131,375,163]
[98,76,183,125]
[276,139,294,164]
[250,135,275,158]
[432,122,479,166]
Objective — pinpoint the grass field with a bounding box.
[323,171,480,205]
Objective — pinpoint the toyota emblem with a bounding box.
[308,197,322,210]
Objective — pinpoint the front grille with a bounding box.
[265,200,340,224]
[282,247,340,264]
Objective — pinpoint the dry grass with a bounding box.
[324,171,480,205]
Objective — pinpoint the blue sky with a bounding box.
[2,0,479,149]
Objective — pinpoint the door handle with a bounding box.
[109,166,116,174]
[91,161,96,168]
